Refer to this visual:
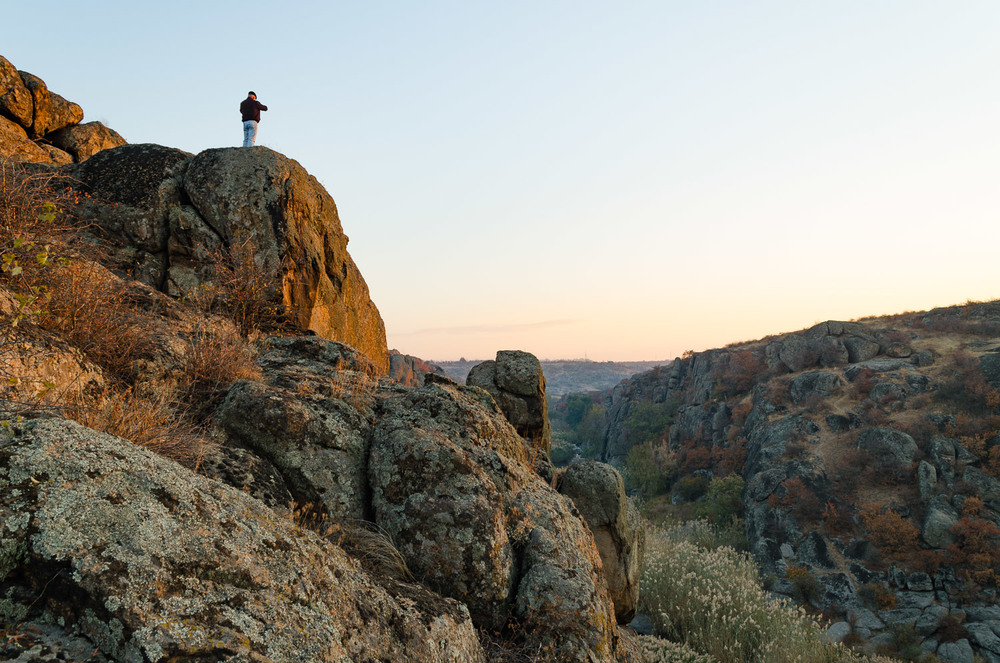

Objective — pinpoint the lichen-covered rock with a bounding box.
[857,427,918,467]
[0,302,106,411]
[47,121,127,162]
[467,350,552,477]
[370,381,626,662]
[557,461,645,623]
[218,337,381,522]
[789,371,841,404]
[73,143,193,261]
[0,418,484,662]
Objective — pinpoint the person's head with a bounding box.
[248,91,256,99]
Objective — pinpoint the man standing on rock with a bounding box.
[240,91,268,147]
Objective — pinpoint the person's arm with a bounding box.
[259,102,268,112]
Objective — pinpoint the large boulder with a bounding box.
[18,70,83,137]
[74,143,193,259]
[0,55,32,128]
[467,350,552,477]
[47,121,127,162]
[922,495,958,548]
[0,115,59,164]
[183,147,389,372]
[72,145,390,371]
[857,427,918,467]
[0,418,485,662]
[370,380,626,662]
[557,460,645,623]
[217,337,381,522]
[789,371,841,404]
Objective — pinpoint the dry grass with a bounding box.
[290,503,412,582]
[66,385,210,469]
[37,260,154,379]
[329,358,381,408]
[179,325,262,417]
[189,234,285,337]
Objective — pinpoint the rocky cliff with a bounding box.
[599,302,1000,663]
[1,56,647,662]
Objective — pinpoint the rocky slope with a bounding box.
[0,56,646,662]
[598,302,1000,663]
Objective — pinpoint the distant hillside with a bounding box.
[560,299,1000,661]
[436,358,669,398]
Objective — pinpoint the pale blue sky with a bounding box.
[7,2,999,360]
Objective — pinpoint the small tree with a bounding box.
[624,441,670,497]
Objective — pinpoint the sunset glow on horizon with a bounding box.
[7,2,999,362]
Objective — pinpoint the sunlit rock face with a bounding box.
[71,144,391,373]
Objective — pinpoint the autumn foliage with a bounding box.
[858,503,921,559]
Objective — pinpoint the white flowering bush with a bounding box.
[639,524,882,663]
[635,634,719,663]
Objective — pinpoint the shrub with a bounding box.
[858,582,897,610]
[675,475,709,502]
[821,501,854,538]
[936,351,1000,416]
[625,441,671,497]
[696,474,745,527]
[179,325,262,418]
[679,444,713,474]
[875,623,923,662]
[767,477,822,524]
[66,386,209,469]
[640,525,875,663]
[947,498,1000,585]
[192,234,285,337]
[936,614,967,643]
[38,261,154,379]
[713,439,747,476]
[786,565,822,603]
[625,398,680,445]
[858,503,921,560]
[716,349,768,395]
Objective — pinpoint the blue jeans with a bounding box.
[242,120,258,147]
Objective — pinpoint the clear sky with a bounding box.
[6,2,999,361]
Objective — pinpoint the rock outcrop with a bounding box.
[388,349,445,386]
[557,461,645,624]
[1,54,641,662]
[467,350,553,478]
[0,419,484,662]
[595,305,1000,662]
[71,144,391,372]
[0,55,125,165]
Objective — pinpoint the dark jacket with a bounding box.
[240,97,268,122]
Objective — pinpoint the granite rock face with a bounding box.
[370,381,625,662]
[467,350,552,478]
[0,419,485,663]
[71,145,391,373]
[557,460,645,624]
[48,121,127,162]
